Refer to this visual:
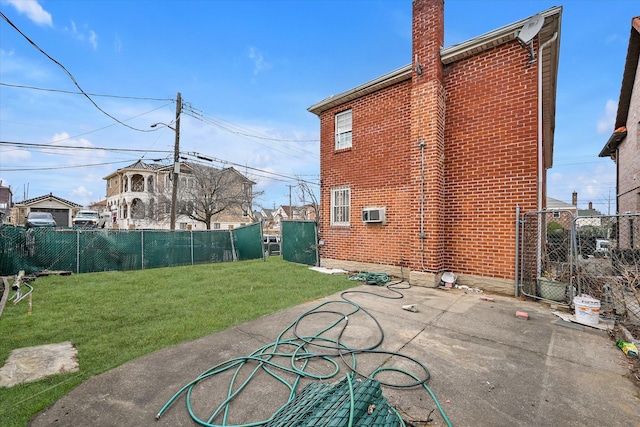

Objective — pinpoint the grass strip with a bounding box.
[0,258,354,427]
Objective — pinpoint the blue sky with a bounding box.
[0,0,636,213]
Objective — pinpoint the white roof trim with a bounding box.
[441,6,562,64]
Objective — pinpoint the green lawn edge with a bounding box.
[0,258,355,427]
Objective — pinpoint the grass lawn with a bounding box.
[0,258,355,427]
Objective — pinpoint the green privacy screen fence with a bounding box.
[0,222,263,276]
[281,220,318,266]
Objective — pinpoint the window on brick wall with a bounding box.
[331,186,350,226]
[335,110,352,150]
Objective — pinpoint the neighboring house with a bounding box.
[546,196,577,230]
[0,180,12,222]
[307,0,562,293]
[546,193,602,229]
[599,16,640,215]
[12,193,82,227]
[104,160,255,230]
[272,205,317,229]
[576,202,603,229]
[546,196,578,216]
[255,208,275,231]
[88,199,108,213]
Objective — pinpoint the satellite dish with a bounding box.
[517,14,544,44]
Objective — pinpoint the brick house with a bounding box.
[0,180,12,222]
[104,160,255,230]
[308,0,562,293]
[599,16,640,215]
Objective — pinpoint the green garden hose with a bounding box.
[156,278,453,427]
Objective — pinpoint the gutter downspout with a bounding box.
[537,32,558,211]
[536,32,558,285]
[419,140,426,270]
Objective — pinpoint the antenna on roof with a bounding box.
[516,14,544,65]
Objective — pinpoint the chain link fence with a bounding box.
[0,222,264,276]
[518,211,640,325]
[575,214,640,325]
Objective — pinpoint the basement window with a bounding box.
[335,110,352,150]
[331,186,350,226]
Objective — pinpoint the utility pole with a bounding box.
[170,92,182,231]
[288,184,294,219]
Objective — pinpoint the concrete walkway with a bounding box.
[30,284,640,426]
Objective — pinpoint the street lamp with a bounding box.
[150,93,182,230]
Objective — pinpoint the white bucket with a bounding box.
[441,272,456,285]
[574,296,600,326]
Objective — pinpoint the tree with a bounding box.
[164,164,259,230]
[294,177,320,223]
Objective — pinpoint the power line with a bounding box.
[0,140,318,186]
[181,152,319,186]
[183,105,319,143]
[0,140,172,154]
[181,109,319,163]
[0,82,174,101]
[0,160,134,172]
[0,11,161,133]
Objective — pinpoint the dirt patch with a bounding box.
[0,342,79,387]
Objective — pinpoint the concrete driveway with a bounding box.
[30,284,640,426]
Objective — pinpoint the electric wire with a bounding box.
[0,82,174,101]
[183,105,319,143]
[156,275,453,427]
[0,11,160,133]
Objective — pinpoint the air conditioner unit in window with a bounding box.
[362,207,385,223]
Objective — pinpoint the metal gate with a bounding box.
[517,210,640,323]
[517,210,575,305]
[281,220,318,266]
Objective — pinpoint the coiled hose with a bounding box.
[157,277,453,427]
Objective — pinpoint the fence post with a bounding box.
[515,206,520,297]
[76,230,80,274]
[190,230,194,265]
[229,230,237,261]
[141,230,144,270]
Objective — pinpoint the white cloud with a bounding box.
[89,30,98,50]
[63,20,99,50]
[69,186,94,204]
[0,146,32,163]
[50,132,106,163]
[5,0,52,27]
[597,99,617,135]
[248,46,271,75]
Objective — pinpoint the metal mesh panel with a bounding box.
[0,225,263,276]
[575,214,640,324]
[233,223,263,261]
[192,230,235,263]
[519,211,574,304]
[281,220,318,266]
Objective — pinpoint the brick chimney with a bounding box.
[410,0,446,275]
[572,191,577,206]
[588,201,593,210]
[412,0,444,82]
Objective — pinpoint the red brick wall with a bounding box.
[443,41,539,279]
[319,80,414,266]
[318,0,540,284]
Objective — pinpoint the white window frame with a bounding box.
[331,186,350,226]
[335,109,352,150]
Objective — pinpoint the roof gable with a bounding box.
[17,193,82,208]
[600,17,640,158]
[308,6,562,120]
